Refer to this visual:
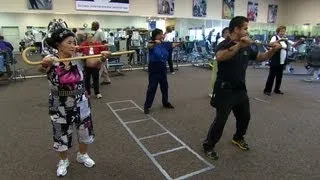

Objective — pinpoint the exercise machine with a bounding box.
[251,40,270,69]
[42,19,68,57]
[0,50,26,82]
[303,45,320,82]
[192,40,214,69]
[284,44,314,76]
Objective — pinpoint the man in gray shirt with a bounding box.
[91,21,111,84]
[92,22,105,43]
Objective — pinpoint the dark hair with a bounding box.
[45,28,75,49]
[229,16,249,33]
[151,28,163,41]
[166,26,172,33]
[276,26,286,34]
[0,36,3,40]
[72,28,77,33]
[222,27,229,35]
[110,32,114,36]
[91,21,99,31]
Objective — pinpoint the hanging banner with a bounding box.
[149,21,157,30]
[222,0,234,19]
[193,0,207,17]
[158,0,175,15]
[75,0,130,12]
[27,0,52,10]
[247,1,258,22]
[267,4,278,23]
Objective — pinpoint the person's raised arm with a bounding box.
[216,36,262,62]
[147,40,161,49]
[215,42,241,62]
[288,38,304,47]
[256,42,281,61]
[100,50,111,62]
[37,56,53,73]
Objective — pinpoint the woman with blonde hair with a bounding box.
[263,25,301,95]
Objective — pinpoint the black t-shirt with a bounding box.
[216,38,258,83]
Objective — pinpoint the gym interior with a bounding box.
[0,0,319,179]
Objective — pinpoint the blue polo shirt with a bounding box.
[149,42,172,63]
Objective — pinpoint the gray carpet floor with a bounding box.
[0,66,319,179]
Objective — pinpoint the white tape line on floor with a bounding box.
[106,100,214,180]
[252,97,270,104]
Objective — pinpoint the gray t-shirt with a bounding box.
[93,29,105,43]
[131,35,142,47]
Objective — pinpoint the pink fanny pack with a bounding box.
[56,65,81,84]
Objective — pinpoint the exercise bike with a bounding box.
[284,44,314,76]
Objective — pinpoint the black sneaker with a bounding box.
[274,90,284,95]
[204,149,219,160]
[163,103,174,109]
[232,139,250,151]
[144,108,150,114]
[263,91,271,96]
[101,81,111,85]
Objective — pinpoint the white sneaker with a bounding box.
[76,152,95,168]
[56,159,69,177]
[96,94,102,99]
[171,72,176,75]
[208,93,213,98]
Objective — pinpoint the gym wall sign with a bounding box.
[75,0,130,12]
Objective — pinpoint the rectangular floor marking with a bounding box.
[175,166,215,180]
[138,132,169,141]
[114,106,138,112]
[107,100,133,105]
[152,146,186,157]
[124,118,150,124]
[107,100,214,180]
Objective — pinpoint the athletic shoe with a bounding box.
[163,103,174,109]
[274,90,284,95]
[56,159,69,177]
[76,152,95,168]
[96,94,102,99]
[232,138,250,151]
[144,108,150,114]
[204,149,219,160]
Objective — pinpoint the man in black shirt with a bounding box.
[203,16,281,160]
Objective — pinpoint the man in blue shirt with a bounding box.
[0,36,13,52]
[144,29,181,114]
[0,36,14,75]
